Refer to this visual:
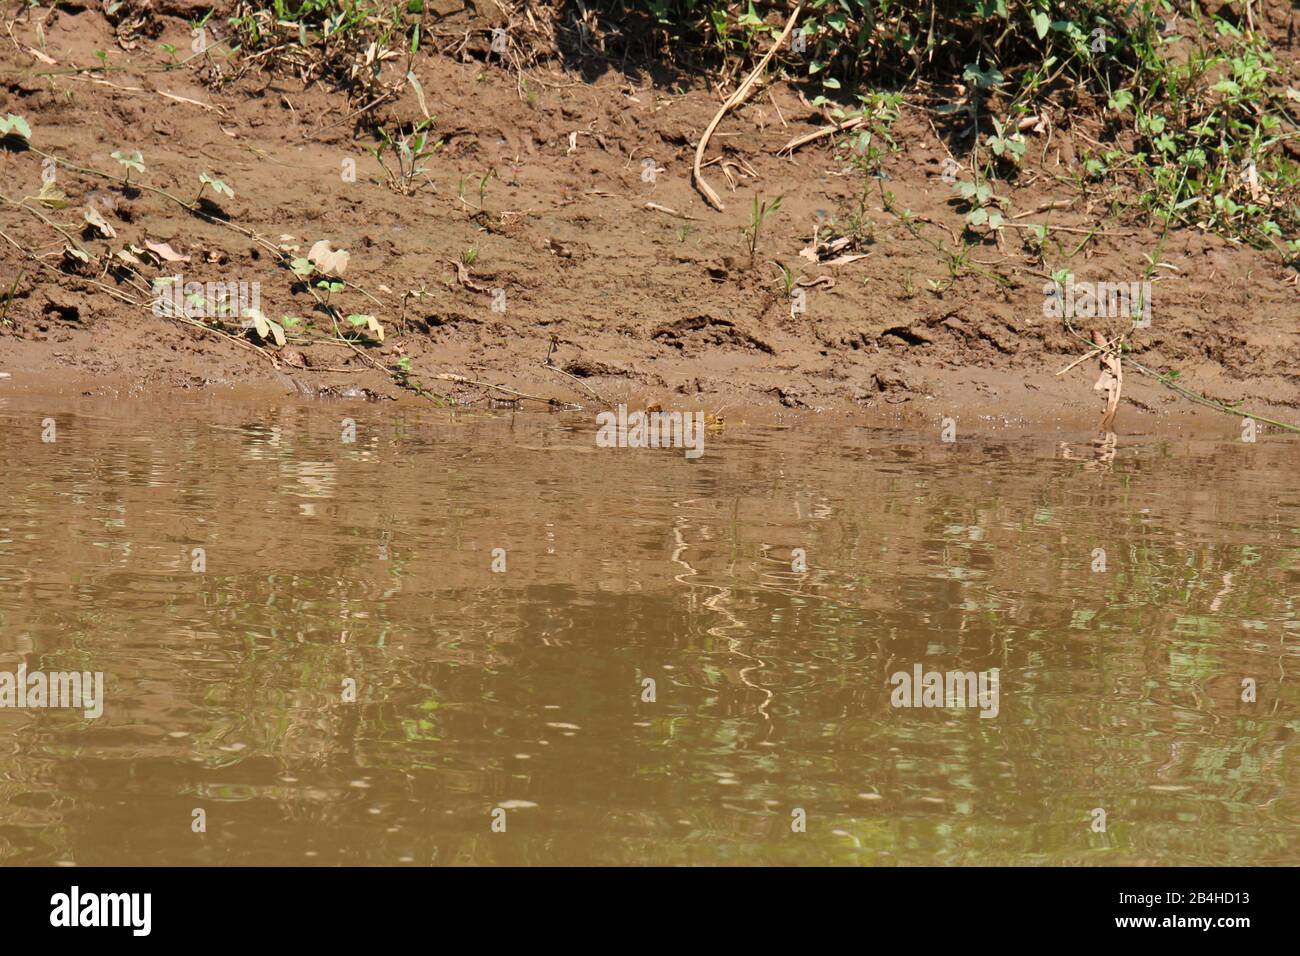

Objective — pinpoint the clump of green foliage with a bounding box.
[641,3,1297,250]
[216,2,1297,254]
[369,118,442,194]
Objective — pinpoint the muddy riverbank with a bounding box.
[1,3,1297,435]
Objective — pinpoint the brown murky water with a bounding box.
[0,392,1296,865]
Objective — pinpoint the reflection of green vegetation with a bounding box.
[1,408,1298,864]
[401,694,442,743]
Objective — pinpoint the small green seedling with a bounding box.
[316,279,344,307]
[0,269,24,325]
[197,172,234,202]
[954,181,1004,231]
[743,194,782,263]
[370,119,442,195]
[111,149,144,184]
[1284,239,1300,268]
[290,258,315,280]
[1024,223,1049,258]
[774,262,795,296]
[346,313,384,342]
[987,117,1025,165]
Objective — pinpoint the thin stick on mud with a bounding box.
[0,222,283,366]
[542,336,612,409]
[0,194,95,262]
[692,2,804,211]
[643,202,696,220]
[541,362,609,408]
[432,373,581,410]
[0,225,140,306]
[775,115,867,155]
[1055,333,1123,377]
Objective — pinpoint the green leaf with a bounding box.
[2,114,32,139]
[112,149,145,173]
[199,172,234,198]
[962,64,1004,90]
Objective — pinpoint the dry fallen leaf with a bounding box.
[145,239,190,263]
[821,254,870,267]
[307,240,350,277]
[449,259,487,292]
[407,70,431,120]
[800,236,855,263]
[248,309,286,348]
[35,180,68,209]
[1093,332,1123,431]
[83,206,116,239]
